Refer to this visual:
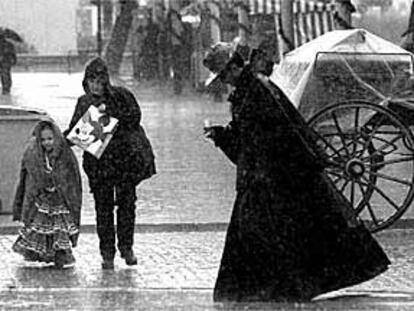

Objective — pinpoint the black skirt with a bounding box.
[213,171,390,302]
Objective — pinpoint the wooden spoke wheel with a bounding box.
[307,100,414,232]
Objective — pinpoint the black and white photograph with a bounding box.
[0,0,414,310]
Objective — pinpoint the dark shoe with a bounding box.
[54,250,75,269]
[121,250,137,266]
[23,251,40,262]
[102,259,115,270]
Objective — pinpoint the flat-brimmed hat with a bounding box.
[203,42,245,86]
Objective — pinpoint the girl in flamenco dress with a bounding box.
[12,120,82,268]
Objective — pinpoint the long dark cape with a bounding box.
[212,69,390,302]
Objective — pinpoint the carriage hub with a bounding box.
[345,159,365,178]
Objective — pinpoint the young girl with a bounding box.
[12,120,82,268]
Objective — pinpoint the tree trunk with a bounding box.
[104,0,137,75]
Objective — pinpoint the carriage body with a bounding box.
[296,52,414,120]
[272,29,414,232]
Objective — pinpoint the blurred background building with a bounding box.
[0,0,412,91]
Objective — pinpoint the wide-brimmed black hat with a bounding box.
[203,42,244,86]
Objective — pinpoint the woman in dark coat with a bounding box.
[203,51,390,302]
[65,57,156,269]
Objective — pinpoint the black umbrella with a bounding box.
[0,27,24,43]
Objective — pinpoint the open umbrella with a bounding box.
[0,27,24,43]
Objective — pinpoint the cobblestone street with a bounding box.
[0,229,414,309]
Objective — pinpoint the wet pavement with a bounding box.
[0,229,414,310]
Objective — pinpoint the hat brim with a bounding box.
[204,70,225,87]
[204,51,245,87]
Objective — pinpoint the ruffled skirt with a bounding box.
[12,192,78,265]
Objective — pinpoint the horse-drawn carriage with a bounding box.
[272,29,414,232]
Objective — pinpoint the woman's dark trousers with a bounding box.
[93,183,137,260]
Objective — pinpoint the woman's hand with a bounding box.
[204,127,216,140]
[204,125,224,141]
[98,103,106,113]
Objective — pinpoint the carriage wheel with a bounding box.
[307,100,414,232]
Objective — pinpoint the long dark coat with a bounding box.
[211,68,390,302]
[65,58,156,191]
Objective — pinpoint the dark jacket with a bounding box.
[0,36,16,68]
[65,58,156,190]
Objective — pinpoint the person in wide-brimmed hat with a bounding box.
[202,42,390,303]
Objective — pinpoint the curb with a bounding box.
[0,222,229,235]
